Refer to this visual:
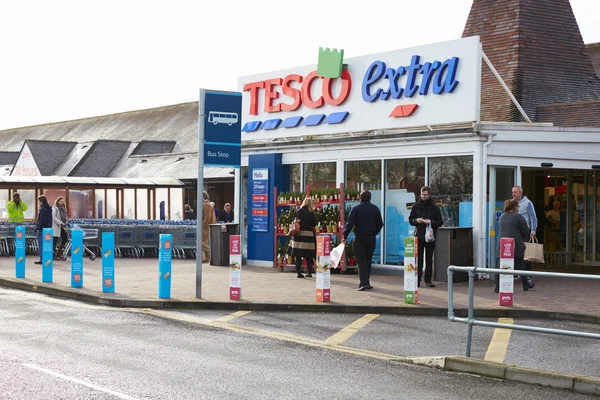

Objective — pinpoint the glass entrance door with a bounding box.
[488,166,516,268]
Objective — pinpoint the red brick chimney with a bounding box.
[462,0,600,123]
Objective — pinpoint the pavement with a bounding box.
[0,257,599,321]
[2,258,600,397]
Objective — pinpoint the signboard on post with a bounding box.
[15,226,25,278]
[203,91,242,167]
[316,235,331,303]
[71,229,84,288]
[404,237,418,304]
[251,168,269,232]
[42,228,53,283]
[102,232,115,293]
[229,235,242,300]
[158,234,172,299]
[499,237,514,306]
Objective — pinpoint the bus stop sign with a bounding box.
[203,91,242,167]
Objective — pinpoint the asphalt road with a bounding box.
[0,288,598,400]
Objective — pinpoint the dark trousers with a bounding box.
[295,256,313,276]
[418,239,435,283]
[354,235,376,287]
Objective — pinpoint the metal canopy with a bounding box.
[0,175,184,187]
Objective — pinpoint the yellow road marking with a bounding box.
[484,317,514,363]
[215,310,252,322]
[139,309,402,362]
[325,314,380,346]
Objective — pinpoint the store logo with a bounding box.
[242,51,461,132]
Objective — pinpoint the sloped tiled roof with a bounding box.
[0,102,198,153]
[0,152,19,165]
[537,100,600,127]
[110,153,232,180]
[463,0,600,123]
[587,42,600,80]
[131,140,176,156]
[69,140,131,177]
[24,140,77,175]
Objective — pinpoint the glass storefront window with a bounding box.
[384,158,425,265]
[43,189,67,209]
[304,162,336,190]
[345,160,383,263]
[68,189,93,219]
[0,190,9,219]
[16,189,36,220]
[95,190,105,219]
[123,189,135,219]
[137,189,148,220]
[289,164,301,192]
[156,188,168,220]
[170,188,183,220]
[106,189,118,219]
[429,155,474,228]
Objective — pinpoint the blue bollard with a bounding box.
[71,229,84,288]
[15,226,26,278]
[102,232,115,293]
[41,228,53,283]
[158,234,172,299]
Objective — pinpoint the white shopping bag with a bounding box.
[425,224,435,243]
[328,243,345,269]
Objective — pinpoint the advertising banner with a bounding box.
[71,229,84,288]
[403,236,418,304]
[15,226,25,278]
[499,237,514,306]
[42,228,53,283]
[102,232,115,293]
[229,235,242,300]
[251,168,269,232]
[316,235,331,303]
[158,234,172,299]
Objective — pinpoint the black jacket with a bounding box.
[218,210,234,223]
[343,201,384,239]
[409,198,444,239]
[37,204,53,231]
[184,210,196,220]
[295,206,317,230]
[498,212,530,259]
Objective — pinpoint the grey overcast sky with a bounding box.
[0,0,598,131]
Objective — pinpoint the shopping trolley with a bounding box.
[63,226,99,261]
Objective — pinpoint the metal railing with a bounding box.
[447,266,600,357]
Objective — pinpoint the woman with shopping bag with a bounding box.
[495,199,535,293]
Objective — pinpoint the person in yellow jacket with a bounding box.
[7,192,28,222]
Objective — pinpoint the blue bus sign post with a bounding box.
[197,89,242,299]
[203,91,242,168]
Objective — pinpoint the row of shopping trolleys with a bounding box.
[0,224,198,260]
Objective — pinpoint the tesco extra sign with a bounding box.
[238,36,482,140]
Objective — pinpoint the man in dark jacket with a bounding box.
[342,191,384,291]
[409,186,444,287]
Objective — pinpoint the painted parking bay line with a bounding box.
[215,310,252,322]
[325,314,380,346]
[23,363,139,400]
[484,317,514,363]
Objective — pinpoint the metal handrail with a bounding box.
[447,266,600,357]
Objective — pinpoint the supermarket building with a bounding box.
[239,0,600,272]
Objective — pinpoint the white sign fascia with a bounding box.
[12,144,41,176]
[239,36,482,141]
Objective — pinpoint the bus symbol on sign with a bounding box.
[208,111,239,126]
